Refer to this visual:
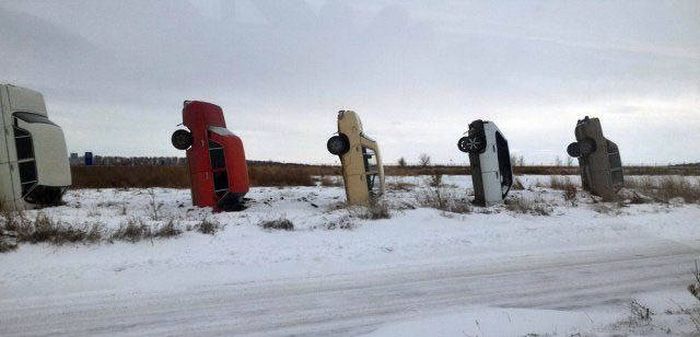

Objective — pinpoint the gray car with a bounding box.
[566,116,623,201]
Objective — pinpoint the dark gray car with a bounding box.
[566,116,623,201]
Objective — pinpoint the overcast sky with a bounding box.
[1,0,698,165]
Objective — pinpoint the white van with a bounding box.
[0,84,71,210]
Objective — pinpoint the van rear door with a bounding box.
[14,113,71,188]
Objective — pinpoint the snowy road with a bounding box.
[1,239,696,337]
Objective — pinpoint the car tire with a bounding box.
[458,134,486,154]
[327,134,350,155]
[566,142,581,157]
[172,129,193,150]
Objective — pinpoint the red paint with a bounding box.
[181,101,249,211]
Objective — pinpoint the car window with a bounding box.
[14,112,58,126]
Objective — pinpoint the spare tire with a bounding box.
[327,134,350,155]
[171,129,193,150]
[566,142,581,158]
[458,134,486,154]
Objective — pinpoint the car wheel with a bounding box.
[566,142,581,157]
[458,134,486,154]
[171,129,193,150]
[327,134,350,155]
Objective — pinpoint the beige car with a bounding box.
[566,116,623,201]
[327,110,384,206]
[0,84,71,210]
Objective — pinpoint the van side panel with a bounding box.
[0,86,8,165]
[0,87,12,208]
[0,86,21,209]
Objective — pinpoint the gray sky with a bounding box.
[1,0,698,165]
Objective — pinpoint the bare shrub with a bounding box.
[427,173,443,188]
[259,217,294,231]
[505,196,552,216]
[154,219,182,238]
[416,188,471,214]
[196,217,222,235]
[147,189,164,221]
[418,154,431,167]
[630,300,653,321]
[563,184,577,202]
[111,218,152,243]
[397,157,407,167]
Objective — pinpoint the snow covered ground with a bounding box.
[1,175,700,336]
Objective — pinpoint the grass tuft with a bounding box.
[626,176,700,203]
[259,217,294,231]
[111,218,152,243]
[154,219,182,238]
[356,199,391,220]
[196,217,222,235]
[416,188,471,214]
[505,196,553,216]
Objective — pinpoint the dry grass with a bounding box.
[1,211,104,246]
[154,219,182,238]
[318,175,343,187]
[416,188,472,214]
[592,202,625,215]
[427,173,443,188]
[72,164,318,189]
[195,217,222,235]
[505,196,553,216]
[111,218,152,243]
[249,165,315,187]
[322,215,355,230]
[626,176,700,203]
[356,199,392,220]
[259,217,294,231]
[547,176,578,202]
[72,166,189,188]
[71,163,700,189]
[511,178,525,191]
[387,181,416,191]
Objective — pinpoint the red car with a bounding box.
[171,101,249,211]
